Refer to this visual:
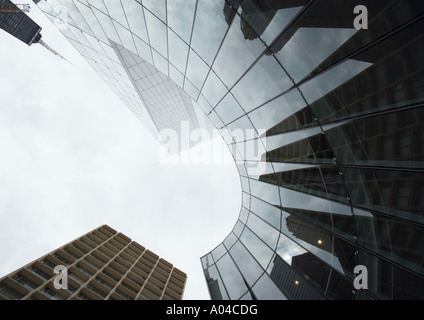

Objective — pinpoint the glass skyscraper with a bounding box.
[33,0,424,300]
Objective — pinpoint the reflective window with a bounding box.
[75,1,109,43]
[185,49,210,91]
[212,14,265,89]
[121,0,149,42]
[265,106,318,137]
[201,253,213,269]
[152,50,168,76]
[247,89,307,134]
[259,166,348,203]
[276,234,307,266]
[113,21,137,54]
[249,195,280,230]
[169,64,184,88]
[230,54,292,113]
[267,254,324,300]
[276,26,357,83]
[204,264,229,300]
[270,0,424,83]
[342,168,424,224]
[215,253,248,299]
[61,0,95,37]
[355,208,424,276]
[168,31,189,74]
[248,178,281,207]
[167,0,196,43]
[240,227,274,270]
[213,92,246,126]
[191,0,230,66]
[251,272,287,300]
[280,204,356,242]
[211,243,228,263]
[64,22,96,50]
[239,0,304,47]
[88,0,109,13]
[230,241,263,286]
[246,213,279,250]
[201,70,229,109]
[239,291,253,300]
[142,0,166,23]
[240,176,250,193]
[239,206,249,224]
[242,191,250,209]
[232,220,245,237]
[325,270,354,300]
[90,7,121,45]
[223,232,238,250]
[307,19,424,123]
[325,107,424,169]
[358,249,424,300]
[225,115,257,141]
[103,0,129,29]
[264,133,336,164]
[233,137,266,162]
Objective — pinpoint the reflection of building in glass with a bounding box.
[224,0,308,40]
[0,225,187,300]
[285,215,332,253]
[269,253,327,300]
[203,255,223,300]
[32,0,424,300]
[206,278,223,300]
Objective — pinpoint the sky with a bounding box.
[0,5,241,300]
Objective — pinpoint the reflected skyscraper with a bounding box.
[31,0,424,300]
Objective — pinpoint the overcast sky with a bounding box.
[0,6,241,300]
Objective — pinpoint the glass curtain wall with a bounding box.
[34,0,424,300]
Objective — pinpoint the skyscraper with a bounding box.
[32,0,424,300]
[0,0,41,45]
[0,0,72,62]
[0,225,187,300]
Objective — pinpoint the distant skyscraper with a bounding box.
[32,0,424,300]
[0,225,187,300]
[0,0,41,45]
[0,0,72,62]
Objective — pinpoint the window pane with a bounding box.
[215,253,248,299]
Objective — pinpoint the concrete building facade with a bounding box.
[0,225,187,300]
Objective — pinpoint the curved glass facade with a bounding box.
[35,0,424,300]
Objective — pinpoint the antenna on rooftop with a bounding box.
[36,38,73,65]
[0,0,73,65]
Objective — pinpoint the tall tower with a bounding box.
[0,0,41,45]
[0,0,71,62]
